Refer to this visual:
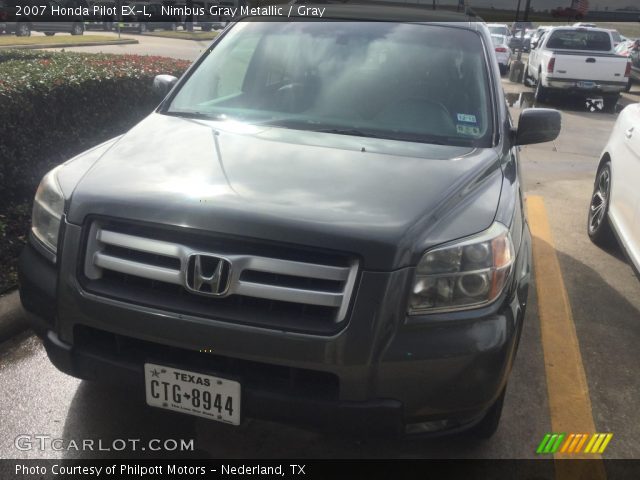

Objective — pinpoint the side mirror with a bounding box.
[153,74,178,96]
[514,108,561,146]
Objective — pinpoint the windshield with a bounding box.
[488,25,509,37]
[491,35,507,46]
[167,22,493,147]
[546,29,612,51]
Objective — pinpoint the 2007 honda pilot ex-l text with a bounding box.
[19,12,561,438]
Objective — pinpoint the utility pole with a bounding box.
[509,0,532,82]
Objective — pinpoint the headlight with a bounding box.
[409,223,514,315]
[31,168,64,254]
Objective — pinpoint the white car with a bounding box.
[491,34,512,75]
[487,23,511,38]
[588,103,640,276]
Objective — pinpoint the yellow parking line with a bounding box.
[527,196,606,479]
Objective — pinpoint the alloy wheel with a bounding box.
[589,167,610,234]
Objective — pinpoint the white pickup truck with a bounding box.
[525,26,631,111]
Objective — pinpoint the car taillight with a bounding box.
[495,47,508,53]
[547,57,556,74]
[625,61,631,78]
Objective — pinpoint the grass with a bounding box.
[141,30,219,41]
[0,35,132,47]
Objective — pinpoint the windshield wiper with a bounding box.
[164,111,228,121]
[316,128,385,139]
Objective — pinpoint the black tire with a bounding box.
[588,161,615,246]
[499,64,506,76]
[522,63,532,86]
[534,75,548,104]
[601,93,620,114]
[624,78,632,93]
[44,32,55,36]
[469,388,506,440]
[16,23,30,37]
[71,22,83,35]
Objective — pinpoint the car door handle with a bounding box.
[625,127,634,139]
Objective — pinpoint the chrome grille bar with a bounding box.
[85,223,358,322]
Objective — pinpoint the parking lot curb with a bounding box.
[0,39,139,50]
[0,290,30,344]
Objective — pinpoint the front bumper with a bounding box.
[19,220,532,435]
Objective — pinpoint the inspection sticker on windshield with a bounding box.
[457,124,480,136]
[145,363,241,425]
[457,113,477,123]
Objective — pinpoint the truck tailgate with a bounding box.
[552,52,627,83]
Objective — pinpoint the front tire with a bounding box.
[534,76,549,104]
[523,63,533,86]
[588,161,615,246]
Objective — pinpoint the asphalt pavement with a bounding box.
[0,51,639,460]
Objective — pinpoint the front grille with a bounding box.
[80,219,359,335]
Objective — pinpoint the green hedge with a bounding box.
[0,50,191,291]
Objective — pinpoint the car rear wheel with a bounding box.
[624,78,632,93]
[588,161,615,246]
[603,93,620,113]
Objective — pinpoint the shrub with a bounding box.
[0,50,191,291]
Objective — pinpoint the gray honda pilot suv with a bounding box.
[19,12,561,438]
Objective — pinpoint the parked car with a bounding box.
[487,23,511,38]
[491,34,512,75]
[3,0,86,36]
[19,15,561,438]
[512,21,533,32]
[525,27,631,111]
[588,103,640,278]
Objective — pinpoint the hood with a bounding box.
[67,113,503,270]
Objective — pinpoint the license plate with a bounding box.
[577,81,596,89]
[144,363,241,425]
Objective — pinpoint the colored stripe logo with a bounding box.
[536,433,613,454]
